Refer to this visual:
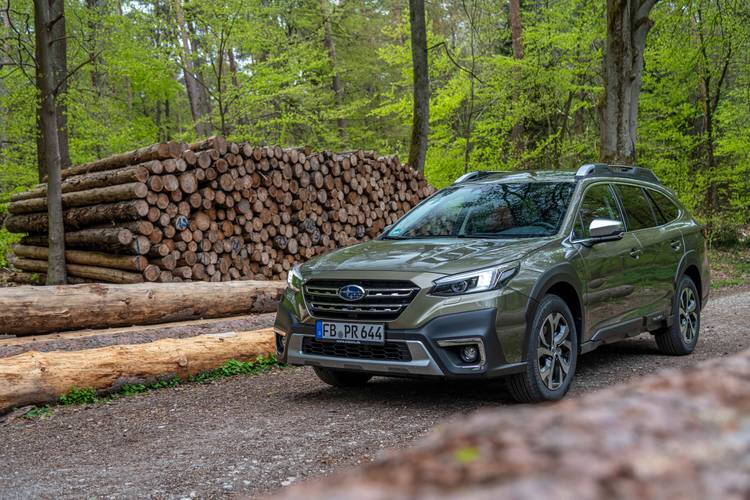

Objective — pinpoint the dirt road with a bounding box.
[1,288,748,499]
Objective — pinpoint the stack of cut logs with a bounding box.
[4,137,434,284]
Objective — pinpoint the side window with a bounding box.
[614,184,659,231]
[574,184,622,238]
[648,189,680,223]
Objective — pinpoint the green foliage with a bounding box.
[188,354,279,383]
[24,405,53,419]
[50,355,280,409]
[1,0,750,230]
[709,247,750,289]
[0,228,23,267]
[59,386,99,405]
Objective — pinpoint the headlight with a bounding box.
[287,265,303,292]
[430,263,518,296]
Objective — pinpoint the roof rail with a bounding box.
[453,171,507,184]
[576,163,660,184]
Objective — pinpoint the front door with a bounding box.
[572,183,643,342]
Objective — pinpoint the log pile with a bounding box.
[4,137,433,284]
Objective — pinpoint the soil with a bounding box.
[0,288,749,499]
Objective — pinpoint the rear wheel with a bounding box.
[313,366,372,387]
[508,294,578,403]
[655,275,700,355]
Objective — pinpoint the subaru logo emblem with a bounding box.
[338,284,366,301]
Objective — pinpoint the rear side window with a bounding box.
[614,185,659,231]
[648,189,680,223]
[574,184,622,238]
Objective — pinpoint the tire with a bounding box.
[655,275,700,356]
[313,366,372,387]
[508,294,578,403]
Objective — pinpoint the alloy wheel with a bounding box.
[537,312,573,390]
[679,287,698,344]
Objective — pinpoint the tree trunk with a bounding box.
[320,0,346,139]
[408,0,429,172]
[0,281,285,336]
[34,0,70,181]
[174,0,212,137]
[599,0,658,164]
[509,0,525,156]
[33,0,67,285]
[0,328,275,413]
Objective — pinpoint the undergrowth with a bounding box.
[21,354,280,418]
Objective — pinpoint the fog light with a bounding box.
[460,345,479,363]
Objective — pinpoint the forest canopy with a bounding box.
[1,0,749,231]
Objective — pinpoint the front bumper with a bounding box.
[274,303,527,380]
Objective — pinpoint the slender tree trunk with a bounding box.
[174,0,212,137]
[33,0,67,284]
[509,0,525,157]
[408,0,429,172]
[34,0,70,181]
[320,0,346,140]
[599,0,658,164]
[0,10,9,157]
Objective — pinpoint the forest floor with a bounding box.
[1,286,749,499]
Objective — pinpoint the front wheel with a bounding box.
[313,366,372,387]
[508,294,578,403]
[655,276,700,355]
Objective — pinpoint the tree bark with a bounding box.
[33,0,67,285]
[0,281,285,336]
[320,0,346,139]
[0,328,275,413]
[174,0,212,137]
[34,0,70,181]
[13,245,148,272]
[4,200,150,233]
[599,0,659,164]
[408,0,429,172]
[509,0,525,156]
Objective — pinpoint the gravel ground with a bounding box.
[0,288,748,499]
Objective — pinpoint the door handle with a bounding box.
[629,248,642,259]
[670,239,682,251]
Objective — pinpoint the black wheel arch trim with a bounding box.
[521,263,584,359]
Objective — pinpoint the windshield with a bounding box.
[386,182,576,239]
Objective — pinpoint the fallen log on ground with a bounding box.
[0,327,275,413]
[0,280,285,336]
[274,349,750,500]
[0,314,275,357]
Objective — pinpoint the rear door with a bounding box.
[645,188,686,319]
[573,183,643,341]
[612,184,673,320]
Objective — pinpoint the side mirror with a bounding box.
[583,218,624,245]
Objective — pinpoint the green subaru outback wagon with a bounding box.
[274,164,709,402]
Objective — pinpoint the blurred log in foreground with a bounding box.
[274,350,750,500]
[0,281,285,336]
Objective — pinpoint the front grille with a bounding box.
[303,279,420,321]
[302,336,412,362]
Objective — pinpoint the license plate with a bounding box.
[315,320,385,345]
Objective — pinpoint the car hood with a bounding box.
[302,238,550,276]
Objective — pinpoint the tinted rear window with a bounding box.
[648,189,680,222]
[614,185,659,231]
